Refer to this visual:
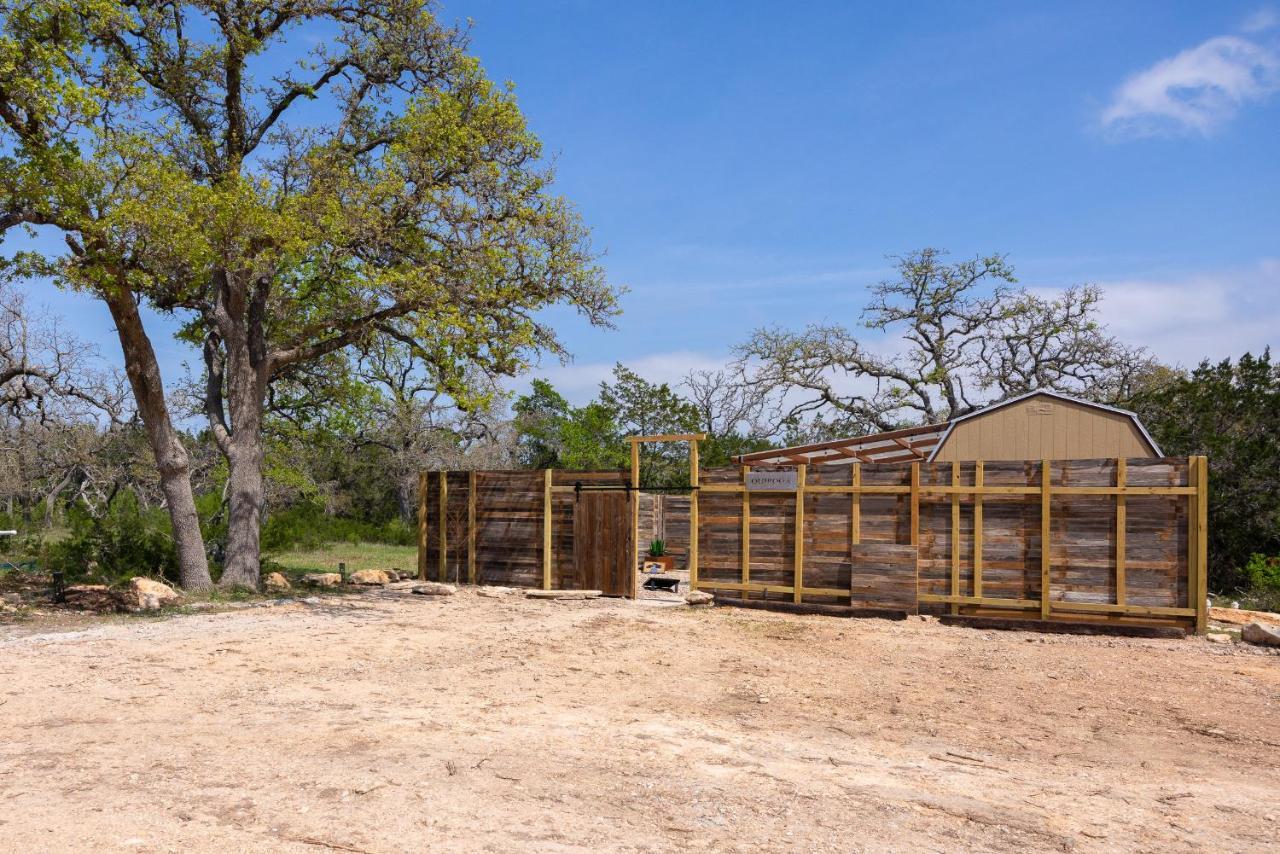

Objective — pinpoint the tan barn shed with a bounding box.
[735,390,1161,467]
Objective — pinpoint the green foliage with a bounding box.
[1242,554,1280,592]
[260,504,414,553]
[648,538,666,557]
[45,493,178,584]
[1128,350,1280,591]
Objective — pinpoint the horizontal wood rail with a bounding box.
[415,456,1208,633]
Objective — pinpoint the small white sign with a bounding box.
[745,469,798,491]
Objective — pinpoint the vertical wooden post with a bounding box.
[689,438,700,592]
[850,462,861,547]
[909,462,920,546]
[467,470,477,586]
[950,461,961,616]
[417,472,428,581]
[1115,458,1127,607]
[793,464,807,603]
[741,465,751,598]
[630,441,640,599]
[1040,459,1051,620]
[1195,455,1209,634]
[973,461,984,599]
[542,469,553,590]
[438,471,448,582]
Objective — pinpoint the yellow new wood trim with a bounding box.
[1050,601,1198,618]
[909,463,920,547]
[916,594,1196,619]
[700,483,1192,497]
[918,594,1039,611]
[695,580,851,599]
[626,433,707,443]
[438,471,448,583]
[1116,458,1126,607]
[973,462,984,599]
[793,464,806,604]
[417,472,428,581]
[467,471,477,585]
[1040,459,1051,620]
[950,461,961,616]
[689,438,700,592]
[851,463,861,547]
[1195,455,1209,634]
[741,466,751,593]
[630,441,640,600]
[542,469,553,590]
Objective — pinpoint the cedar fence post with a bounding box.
[543,469,553,590]
[950,461,961,616]
[1116,458,1127,607]
[417,472,428,581]
[1194,455,1209,634]
[438,471,448,583]
[973,461,984,600]
[689,438,700,592]
[468,470,477,586]
[793,463,807,603]
[741,465,751,599]
[1040,459,1051,620]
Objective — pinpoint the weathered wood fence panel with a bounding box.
[417,456,1208,631]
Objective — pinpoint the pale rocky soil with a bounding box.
[1,589,1278,853]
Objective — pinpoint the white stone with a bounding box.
[118,577,181,612]
[1241,622,1280,648]
[412,582,457,596]
[303,573,343,587]
[347,569,391,586]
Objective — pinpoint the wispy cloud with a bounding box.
[1091,259,1280,365]
[1243,7,1280,34]
[1100,26,1280,138]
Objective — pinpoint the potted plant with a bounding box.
[643,539,674,574]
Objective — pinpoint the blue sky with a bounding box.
[17,1,1280,403]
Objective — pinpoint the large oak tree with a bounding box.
[0,0,618,588]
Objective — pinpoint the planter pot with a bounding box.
[642,555,675,574]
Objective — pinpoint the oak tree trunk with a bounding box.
[104,289,214,591]
[211,273,271,591]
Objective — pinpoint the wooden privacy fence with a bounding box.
[418,456,1208,632]
[416,469,633,594]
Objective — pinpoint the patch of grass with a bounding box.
[267,541,418,577]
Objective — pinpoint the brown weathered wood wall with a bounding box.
[418,456,1207,631]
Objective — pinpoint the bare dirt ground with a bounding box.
[2,590,1278,853]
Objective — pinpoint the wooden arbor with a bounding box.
[626,433,705,599]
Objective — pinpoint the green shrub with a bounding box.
[45,493,179,584]
[260,503,414,552]
[1242,553,1280,591]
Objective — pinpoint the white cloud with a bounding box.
[1100,34,1280,137]
[1092,259,1280,365]
[1243,7,1279,34]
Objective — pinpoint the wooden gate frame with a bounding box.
[626,433,705,599]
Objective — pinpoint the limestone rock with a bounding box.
[412,582,457,596]
[476,586,515,598]
[1205,632,1232,644]
[526,589,601,600]
[263,572,292,593]
[685,590,714,606]
[118,577,181,612]
[303,572,343,588]
[348,569,391,586]
[1241,622,1280,648]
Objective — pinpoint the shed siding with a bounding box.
[933,396,1154,462]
